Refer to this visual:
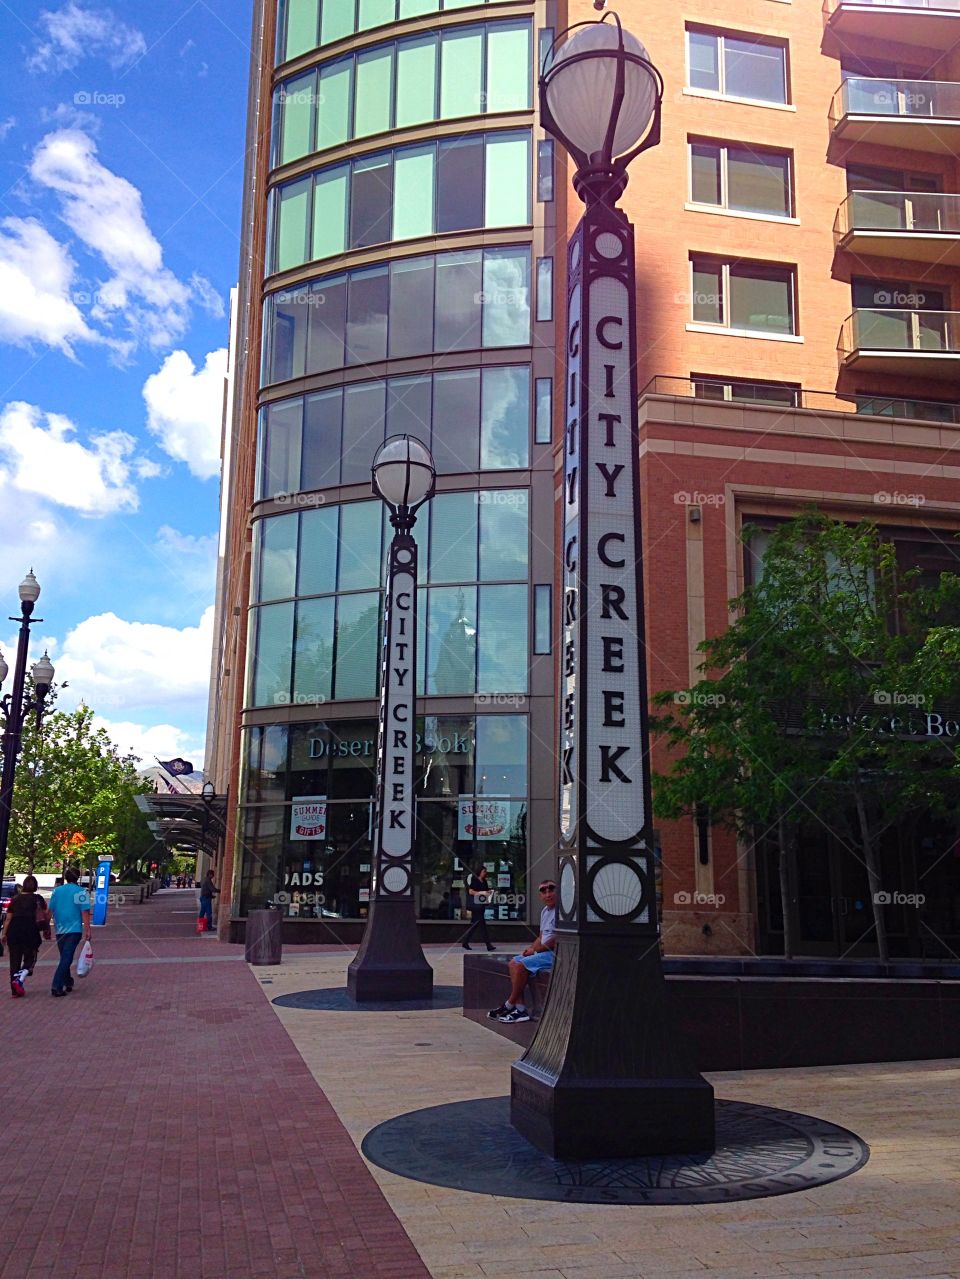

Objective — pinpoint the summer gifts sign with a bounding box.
[458,797,510,841]
[290,796,328,841]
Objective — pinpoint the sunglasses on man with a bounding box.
[539,883,556,892]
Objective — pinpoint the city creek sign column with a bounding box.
[510,198,715,1158]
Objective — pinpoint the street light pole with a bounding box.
[348,436,436,1002]
[510,14,715,1159]
[0,571,55,886]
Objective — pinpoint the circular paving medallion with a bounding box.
[272,985,462,1012]
[362,1096,869,1205]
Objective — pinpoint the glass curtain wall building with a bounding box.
[214,0,560,939]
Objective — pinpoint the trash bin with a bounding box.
[245,906,283,965]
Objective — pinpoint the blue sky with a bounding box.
[0,1,251,765]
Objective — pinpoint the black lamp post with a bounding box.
[0,571,55,885]
[348,436,436,1001]
[510,13,716,1159]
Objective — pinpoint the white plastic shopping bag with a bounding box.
[77,941,94,978]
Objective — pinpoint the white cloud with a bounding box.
[0,118,16,141]
[30,129,216,350]
[0,401,141,515]
[28,3,146,73]
[0,217,98,355]
[91,716,204,768]
[143,348,226,480]
[55,606,214,714]
[155,525,218,599]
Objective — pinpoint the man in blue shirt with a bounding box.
[48,868,93,996]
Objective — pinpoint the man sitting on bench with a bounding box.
[487,880,557,1023]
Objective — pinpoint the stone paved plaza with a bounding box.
[3,890,958,1279]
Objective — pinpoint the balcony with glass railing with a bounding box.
[835,191,960,263]
[824,0,960,48]
[830,78,960,152]
[839,308,960,377]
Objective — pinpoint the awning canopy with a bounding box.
[135,792,228,854]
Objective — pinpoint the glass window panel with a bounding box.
[283,0,319,61]
[358,0,394,29]
[534,376,551,444]
[688,30,719,92]
[399,0,432,17]
[334,592,381,699]
[301,388,342,491]
[481,367,529,469]
[350,152,394,249]
[317,59,352,149]
[440,26,483,119]
[393,145,436,240]
[536,256,553,322]
[533,584,551,654]
[341,383,386,486]
[690,142,721,205]
[355,46,393,138]
[724,37,786,104]
[445,0,478,9]
[298,504,339,595]
[537,139,554,202]
[692,259,722,324]
[479,489,527,580]
[327,724,378,800]
[339,501,384,591]
[346,265,388,364]
[475,714,527,793]
[477,585,527,693]
[396,35,438,127]
[435,251,482,351]
[485,22,531,113]
[253,603,295,707]
[307,275,346,372]
[730,266,793,334]
[387,375,432,447]
[727,147,790,216]
[294,597,335,703]
[430,491,478,582]
[267,290,309,383]
[538,27,555,77]
[260,513,299,601]
[427,586,477,694]
[432,369,480,473]
[481,248,530,346]
[279,72,316,164]
[389,256,435,358]
[320,0,354,46]
[437,136,484,234]
[484,132,530,227]
[312,166,348,260]
[262,399,303,498]
[275,178,311,272]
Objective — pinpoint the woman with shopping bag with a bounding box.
[1,876,50,997]
[48,868,93,997]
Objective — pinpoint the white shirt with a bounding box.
[539,905,556,944]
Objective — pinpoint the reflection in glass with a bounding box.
[432,369,480,473]
[481,367,529,469]
[261,399,303,499]
[294,596,335,702]
[341,383,386,486]
[339,500,383,590]
[477,584,527,692]
[479,490,528,580]
[260,512,299,601]
[389,256,435,359]
[482,248,530,346]
[434,251,482,351]
[475,714,527,793]
[298,505,339,596]
[301,390,342,491]
[253,602,295,706]
[334,592,381,699]
[430,491,478,582]
[427,586,477,694]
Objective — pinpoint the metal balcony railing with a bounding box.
[836,190,960,238]
[831,77,960,124]
[839,308,960,360]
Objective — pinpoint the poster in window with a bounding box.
[458,796,510,841]
[290,795,328,841]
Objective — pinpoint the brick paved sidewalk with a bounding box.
[0,890,430,1279]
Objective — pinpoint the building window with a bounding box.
[537,138,554,202]
[269,131,532,271]
[536,257,553,322]
[533,584,551,654]
[273,21,532,165]
[686,28,789,105]
[689,140,792,218]
[257,366,532,497]
[690,256,796,336]
[262,246,531,383]
[693,376,800,406]
[534,377,552,444]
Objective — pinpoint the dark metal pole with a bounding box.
[348,512,433,1001]
[0,602,36,886]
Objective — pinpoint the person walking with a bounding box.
[2,876,49,997]
[199,870,219,931]
[48,868,93,997]
[461,864,496,952]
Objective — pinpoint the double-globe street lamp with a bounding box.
[0,571,55,885]
[348,436,436,1001]
[509,14,716,1158]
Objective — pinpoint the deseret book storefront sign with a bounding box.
[290,795,327,840]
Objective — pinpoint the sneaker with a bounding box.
[51,989,66,997]
[14,967,29,984]
[486,945,496,952]
[487,1002,510,1020]
[11,979,25,998]
[497,1006,530,1023]
[462,943,472,950]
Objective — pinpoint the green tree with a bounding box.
[653,513,960,961]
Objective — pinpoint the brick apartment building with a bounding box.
[204,0,960,958]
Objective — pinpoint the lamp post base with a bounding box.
[347,898,434,1002]
[510,935,715,1159]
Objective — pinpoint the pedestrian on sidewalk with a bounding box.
[48,868,93,997]
[461,864,496,952]
[199,870,219,931]
[2,876,50,997]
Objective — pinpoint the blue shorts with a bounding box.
[513,950,555,974]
